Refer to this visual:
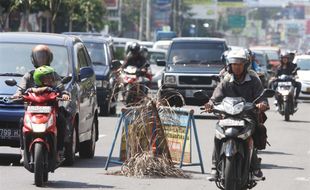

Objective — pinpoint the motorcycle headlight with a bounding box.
[24,115,54,133]
[164,75,176,85]
[224,102,244,115]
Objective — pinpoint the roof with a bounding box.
[0,32,81,46]
[250,46,280,51]
[172,37,226,43]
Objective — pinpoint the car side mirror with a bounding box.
[111,60,122,71]
[157,59,166,66]
[193,90,210,102]
[262,89,275,98]
[80,67,94,80]
[61,76,72,84]
[5,79,17,86]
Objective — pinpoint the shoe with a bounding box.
[207,168,218,181]
[273,100,278,106]
[20,153,24,164]
[253,169,264,181]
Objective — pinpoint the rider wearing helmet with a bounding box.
[274,51,301,104]
[121,42,149,71]
[205,49,269,181]
[14,45,70,163]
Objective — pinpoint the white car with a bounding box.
[294,55,310,99]
[153,40,172,51]
[146,48,167,89]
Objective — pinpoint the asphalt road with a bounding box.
[0,98,310,190]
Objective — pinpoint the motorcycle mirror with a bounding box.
[5,79,17,86]
[193,90,210,102]
[263,89,275,98]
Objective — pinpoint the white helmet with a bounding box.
[226,49,248,65]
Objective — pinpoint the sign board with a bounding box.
[119,108,191,163]
[228,15,246,28]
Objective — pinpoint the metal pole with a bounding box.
[139,0,144,40]
[118,0,123,34]
[146,0,151,41]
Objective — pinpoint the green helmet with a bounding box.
[33,65,56,86]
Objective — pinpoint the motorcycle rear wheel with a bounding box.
[34,143,45,187]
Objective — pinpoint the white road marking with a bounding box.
[99,134,106,139]
[295,177,310,182]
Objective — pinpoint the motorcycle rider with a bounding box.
[273,52,301,107]
[204,49,269,181]
[13,44,70,163]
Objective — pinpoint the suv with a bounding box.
[158,37,228,104]
[0,32,99,165]
[63,33,118,116]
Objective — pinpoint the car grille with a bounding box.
[179,76,212,85]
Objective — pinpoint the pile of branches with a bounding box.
[121,151,188,178]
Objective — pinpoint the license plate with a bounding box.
[219,119,244,126]
[278,81,292,86]
[0,128,20,139]
[27,106,51,113]
[185,90,196,97]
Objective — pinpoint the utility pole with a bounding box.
[118,0,123,35]
[146,0,151,41]
[139,0,144,40]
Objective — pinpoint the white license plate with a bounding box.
[185,90,196,97]
[278,81,292,86]
[27,106,51,113]
[0,128,19,139]
[219,119,244,126]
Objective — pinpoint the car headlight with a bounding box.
[164,75,176,85]
[96,80,109,88]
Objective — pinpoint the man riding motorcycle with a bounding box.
[13,45,70,163]
[273,52,301,107]
[204,49,269,181]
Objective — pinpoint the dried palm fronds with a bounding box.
[121,151,189,178]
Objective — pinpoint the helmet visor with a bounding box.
[33,51,50,67]
[227,58,246,64]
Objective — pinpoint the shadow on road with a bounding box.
[259,150,293,156]
[0,153,22,166]
[261,163,304,170]
[46,180,114,188]
[194,115,217,120]
[70,156,121,169]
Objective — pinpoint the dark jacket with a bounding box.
[276,63,297,77]
[122,52,148,69]
[210,73,268,105]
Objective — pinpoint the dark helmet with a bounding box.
[139,46,148,58]
[129,42,140,54]
[31,45,53,68]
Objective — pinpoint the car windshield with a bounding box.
[296,58,310,70]
[167,42,226,65]
[255,54,267,67]
[0,43,69,77]
[84,42,108,66]
[147,51,166,65]
[264,50,279,60]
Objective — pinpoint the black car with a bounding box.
[158,37,228,105]
[63,32,119,116]
[0,32,99,165]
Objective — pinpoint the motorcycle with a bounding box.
[121,65,151,106]
[275,74,297,121]
[194,89,274,190]
[5,77,71,187]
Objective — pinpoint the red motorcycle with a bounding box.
[121,65,152,106]
[5,77,70,187]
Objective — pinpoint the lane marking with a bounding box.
[295,177,310,182]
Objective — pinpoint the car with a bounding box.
[251,50,271,88]
[153,40,172,51]
[158,37,228,105]
[250,46,281,71]
[146,48,167,89]
[0,32,99,165]
[63,33,119,116]
[293,55,310,99]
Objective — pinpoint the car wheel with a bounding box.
[79,116,97,158]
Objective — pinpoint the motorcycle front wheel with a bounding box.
[34,143,45,187]
[224,156,238,190]
[284,101,290,121]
